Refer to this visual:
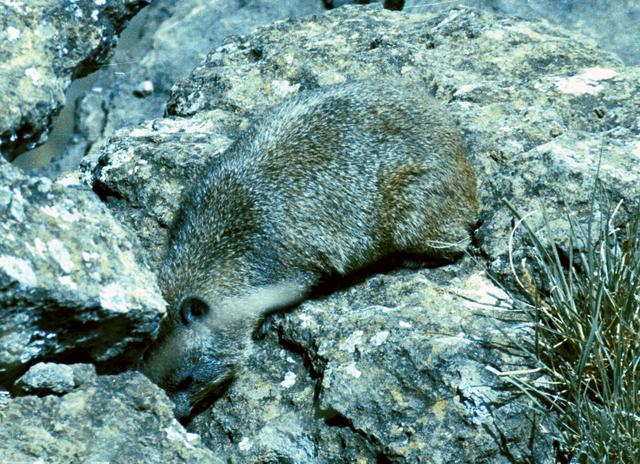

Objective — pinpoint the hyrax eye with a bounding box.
[179,296,210,325]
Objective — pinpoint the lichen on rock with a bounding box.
[0,0,150,160]
[0,162,165,386]
[0,367,223,463]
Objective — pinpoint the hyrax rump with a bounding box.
[141,81,480,419]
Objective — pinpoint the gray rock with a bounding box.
[479,130,640,285]
[14,362,97,396]
[190,321,380,463]
[0,370,223,463]
[43,0,324,177]
[15,362,76,396]
[326,0,640,67]
[409,0,640,66]
[191,265,552,463]
[0,0,149,161]
[0,162,165,387]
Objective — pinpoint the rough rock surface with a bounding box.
[0,367,223,463]
[0,0,149,161]
[430,0,640,66]
[360,1,640,65]
[13,362,94,396]
[191,265,549,463]
[0,162,165,386]
[76,5,640,461]
[41,0,324,177]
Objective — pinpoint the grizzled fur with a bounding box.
[140,81,480,419]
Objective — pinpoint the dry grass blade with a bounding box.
[502,196,640,463]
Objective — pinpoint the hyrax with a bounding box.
[141,81,479,419]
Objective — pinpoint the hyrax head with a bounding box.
[140,216,307,420]
[140,274,252,420]
[141,270,306,420]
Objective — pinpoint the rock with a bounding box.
[479,129,640,284]
[15,363,76,396]
[323,2,640,67]
[14,362,97,396]
[82,4,638,462]
[192,266,552,463]
[84,111,242,269]
[190,320,379,463]
[133,80,154,98]
[408,0,640,66]
[43,0,324,178]
[0,162,165,387]
[0,0,149,161]
[0,370,223,463]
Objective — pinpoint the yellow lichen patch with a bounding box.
[59,389,92,417]
[430,397,448,420]
[390,388,408,408]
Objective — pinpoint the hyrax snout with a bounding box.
[140,81,480,419]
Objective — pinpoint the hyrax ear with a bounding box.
[179,296,210,326]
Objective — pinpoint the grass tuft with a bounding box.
[504,195,640,463]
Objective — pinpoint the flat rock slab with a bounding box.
[0,163,165,385]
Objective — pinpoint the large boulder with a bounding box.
[0,363,223,463]
[407,0,640,66]
[77,4,640,461]
[0,162,165,386]
[0,0,149,161]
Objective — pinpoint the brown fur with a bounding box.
[140,81,480,419]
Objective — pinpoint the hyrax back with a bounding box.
[141,81,480,419]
